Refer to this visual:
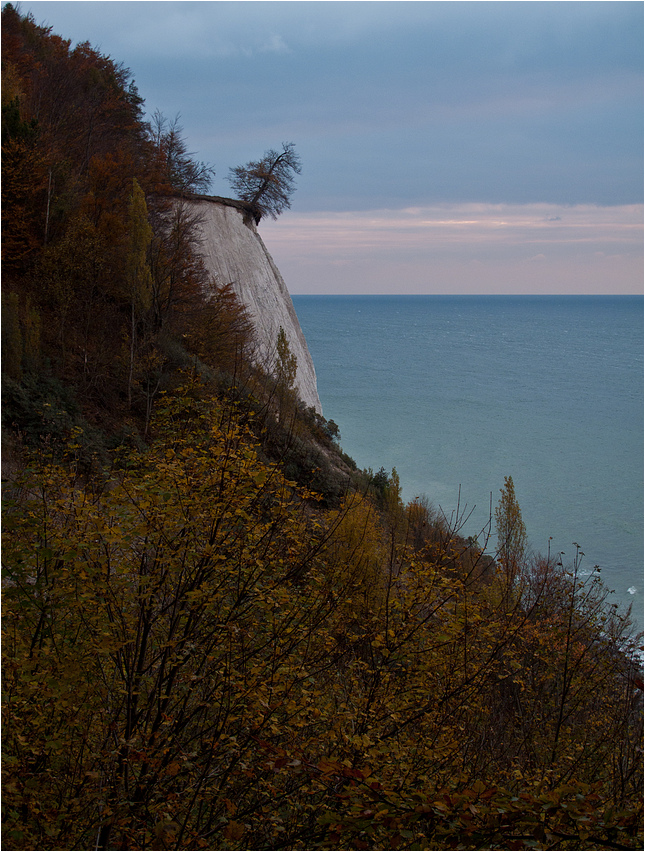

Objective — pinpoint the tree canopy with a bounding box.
[3,385,642,850]
[227,142,301,223]
[148,111,215,194]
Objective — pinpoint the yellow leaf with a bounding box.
[223,820,245,841]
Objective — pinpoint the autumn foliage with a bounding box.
[2,6,643,851]
[3,377,643,850]
[1,3,253,436]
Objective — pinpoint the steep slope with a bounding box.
[186,195,322,413]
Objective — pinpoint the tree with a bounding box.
[275,326,297,390]
[227,142,301,223]
[1,291,23,380]
[125,178,153,407]
[148,111,215,194]
[495,474,528,597]
[274,326,297,423]
[1,87,48,268]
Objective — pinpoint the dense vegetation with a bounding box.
[2,7,642,850]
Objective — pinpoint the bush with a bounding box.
[1,373,107,469]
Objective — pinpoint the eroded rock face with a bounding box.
[186,197,321,413]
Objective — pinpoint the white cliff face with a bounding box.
[186,197,322,413]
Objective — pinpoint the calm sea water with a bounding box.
[293,295,644,634]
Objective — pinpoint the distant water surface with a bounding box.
[293,295,643,634]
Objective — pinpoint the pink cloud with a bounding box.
[261,204,643,294]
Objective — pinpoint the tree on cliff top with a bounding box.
[227,142,301,223]
[149,111,215,194]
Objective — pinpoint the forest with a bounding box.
[1,6,643,850]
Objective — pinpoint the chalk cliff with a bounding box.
[184,196,321,413]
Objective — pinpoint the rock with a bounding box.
[184,196,322,413]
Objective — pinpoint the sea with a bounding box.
[292,295,644,637]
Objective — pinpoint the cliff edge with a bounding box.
[184,195,322,413]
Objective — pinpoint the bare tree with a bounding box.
[149,111,215,194]
[227,142,301,223]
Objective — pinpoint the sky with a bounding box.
[12,1,644,294]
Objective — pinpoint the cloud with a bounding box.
[264,203,643,250]
[259,33,290,55]
[260,203,643,295]
[8,1,642,296]
[16,1,644,213]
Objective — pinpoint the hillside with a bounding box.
[1,6,642,851]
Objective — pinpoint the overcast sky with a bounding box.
[14,1,644,293]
